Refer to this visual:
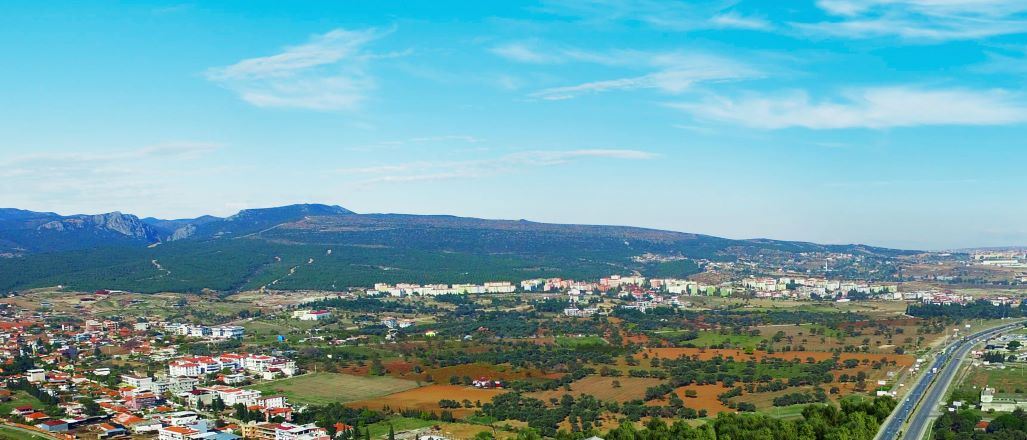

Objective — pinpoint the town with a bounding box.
[0,257,1025,440]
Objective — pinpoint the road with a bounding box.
[877,321,1023,440]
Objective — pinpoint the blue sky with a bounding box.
[2,0,1027,250]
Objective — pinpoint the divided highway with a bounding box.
[877,321,1024,440]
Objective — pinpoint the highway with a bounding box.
[877,321,1023,440]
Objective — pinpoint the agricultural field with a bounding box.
[394,363,551,383]
[965,364,1027,394]
[346,384,506,418]
[529,376,665,403]
[0,425,54,440]
[9,280,1000,440]
[555,335,608,348]
[244,373,420,405]
[651,383,733,414]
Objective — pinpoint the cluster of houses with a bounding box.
[741,276,898,299]
[161,322,245,340]
[168,353,297,379]
[291,310,332,321]
[8,351,307,439]
[981,387,1027,412]
[371,281,516,297]
[380,317,415,329]
[973,251,1027,268]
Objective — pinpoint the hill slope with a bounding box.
[0,204,916,293]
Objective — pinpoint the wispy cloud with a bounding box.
[0,142,228,216]
[673,86,1027,129]
[205,28,389,110]
[532,61,757,100]
[491,44,760,100]
[537,0,742,31]
[796,0,1027,41]
[490,43,560,64]
[340,149,657,185]
[1,142,222,166]
[971,48,1027,74]
[823,178,982,189]
[710,12,773,31]
[345,135,485,152]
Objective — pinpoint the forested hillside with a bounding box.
[0,204,915,293]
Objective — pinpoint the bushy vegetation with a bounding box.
[599,396,895,440]
[906,300,1026,320]
[933,408,1027,440]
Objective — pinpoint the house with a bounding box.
[97,422,127,438]
[222,373,247,385]
[122,374,154,390]
[161,411,200,427]
[255,395,287,409]
[981,387,1027,412]
[113,413,162,433]
[24,411,49,422]
[126,391,159,410]
[242,422,278,440]
[472,378,503,389]
[273,422,328,440]
[159,425,200,440]
[38,419,69,432]
[212,326,245,339]
[262,406,293,422]
[26,368,46,382]
[11,405,35,416]
[292,310,331,321]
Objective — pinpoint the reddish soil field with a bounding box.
[649,383,734,415]
[622,333,650,345]
[346,384,505,418]
[529,376,665,403]
[339,360,416,377]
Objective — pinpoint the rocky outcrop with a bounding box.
[35,211,162,242]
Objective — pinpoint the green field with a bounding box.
[974,365,1027,394]
[682,331,765,349]
[245,373,420,405]
[0,392,43,417]
[555,335,608,348]
[760,403,815,419]
[0,425,54,440]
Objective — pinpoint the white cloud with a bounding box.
[798,0,1027,40]
[710,12,773,30]
[205,28,387,110]
[490,43,559,64]
[491,44,760,100]
[532,63,757,100]
[1,142,222,166]
[345,135,485,152]
[538,0,720,31]
[0,142,229,216]
[674,87,1027,129]
[341,149,656,185]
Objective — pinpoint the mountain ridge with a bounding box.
[0,203,914,256]
[0,203,919,293]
